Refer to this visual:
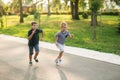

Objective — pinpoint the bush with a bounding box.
[8,12,15,15]
[102,12,119,16]
[18,13,29,17]
[82,12,88,19]
[34,12,40,19]
[23,13,29,17]
[118,21,120,34]
[118,25,120,33]
[117,14,120,34]
[0,12,3,17]
[29,10,34,15]
[0,18,4,28]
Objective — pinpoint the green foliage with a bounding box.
[0,15,120,55]
[82,12,88,19]
[102,12,119,16]
[0,17,3,28]
[0,0,4,6]
[22,12,29,17]
[34,12,40,19]
[117,14,120,33]
[18,13,29,17]
[11,0,19,10]
[111,0,120,5]
[89,0,103,13]
[3,5,10,15]
[52,0,60,4]
[0,12,3,17]
[80,0,86,11]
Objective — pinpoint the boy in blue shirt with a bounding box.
[55,22,73,65]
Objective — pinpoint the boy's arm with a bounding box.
[68,33,74,39]
[55,34,58,46]
[40,30,44,41]
[28,29,36,40]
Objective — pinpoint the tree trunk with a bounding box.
[19,0,24,23]
[70,0,80,20]
[0,20,3,28]
[99,11,103,33]
[70,1,75,19]
[91,12,97,40]
[74,0,79,20]
[91,12,98,26]
[5,15,7,27]
[48,0,51,16]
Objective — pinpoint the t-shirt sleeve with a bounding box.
[28,31,31,37]
[65,31,70,38]
[67,31,70,36]
[38,29,43,33]
[55,32,59,36]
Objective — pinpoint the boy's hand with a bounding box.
[70,34,74,39]
[40,38,44,41]
[32,29,36,34]
[55,42,58,46]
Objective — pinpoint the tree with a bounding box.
[52,0,61,14]
[48,0,51,16]
[3,5,10,27]
[11,0,24,23]
[11,0,19,13]
[80,0,86,12]
[0,8,4,28]
[111,0,120,5]
[51,0,79,19]
[19,0,24,23]
[111,0,120,33]
[0,0,4,28]
[70,0,80,20]
[89,0,104,40]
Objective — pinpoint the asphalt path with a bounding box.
[0,37,120,80]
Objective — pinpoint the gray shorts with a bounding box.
[57,43,64,52]
[29,44,40,55]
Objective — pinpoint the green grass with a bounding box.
[0,15,120,55]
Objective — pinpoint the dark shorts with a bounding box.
[29,44,40,55]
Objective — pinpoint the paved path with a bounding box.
[0,35,120,80]
[0,34,120,65]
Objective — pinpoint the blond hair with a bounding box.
[60,22,68,28]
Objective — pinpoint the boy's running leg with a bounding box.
[57,51,64,60]
[29,46,33,65]
[29,55,33,65]
[34,44,39,63]
[34,51,39,62]
[55,51,63,65]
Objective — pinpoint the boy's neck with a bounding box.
[61,30,66,33]
[32,28,37,30]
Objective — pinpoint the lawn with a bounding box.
[0,14,120,55]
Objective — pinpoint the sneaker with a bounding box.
[58,59,62,64]
[56,59,62,66]
[34,58,39,63]
[29,61,32,65]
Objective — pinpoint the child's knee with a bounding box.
[60,51,64,53]
[29,53,33,56]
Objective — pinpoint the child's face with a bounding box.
[32,23,38,30]
[61,24,67,32]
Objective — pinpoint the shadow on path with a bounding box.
[56,66,67,80]
[23,65,39,80]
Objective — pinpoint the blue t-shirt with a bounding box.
[56,31,70,44]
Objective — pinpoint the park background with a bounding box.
[0,0,120,55]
